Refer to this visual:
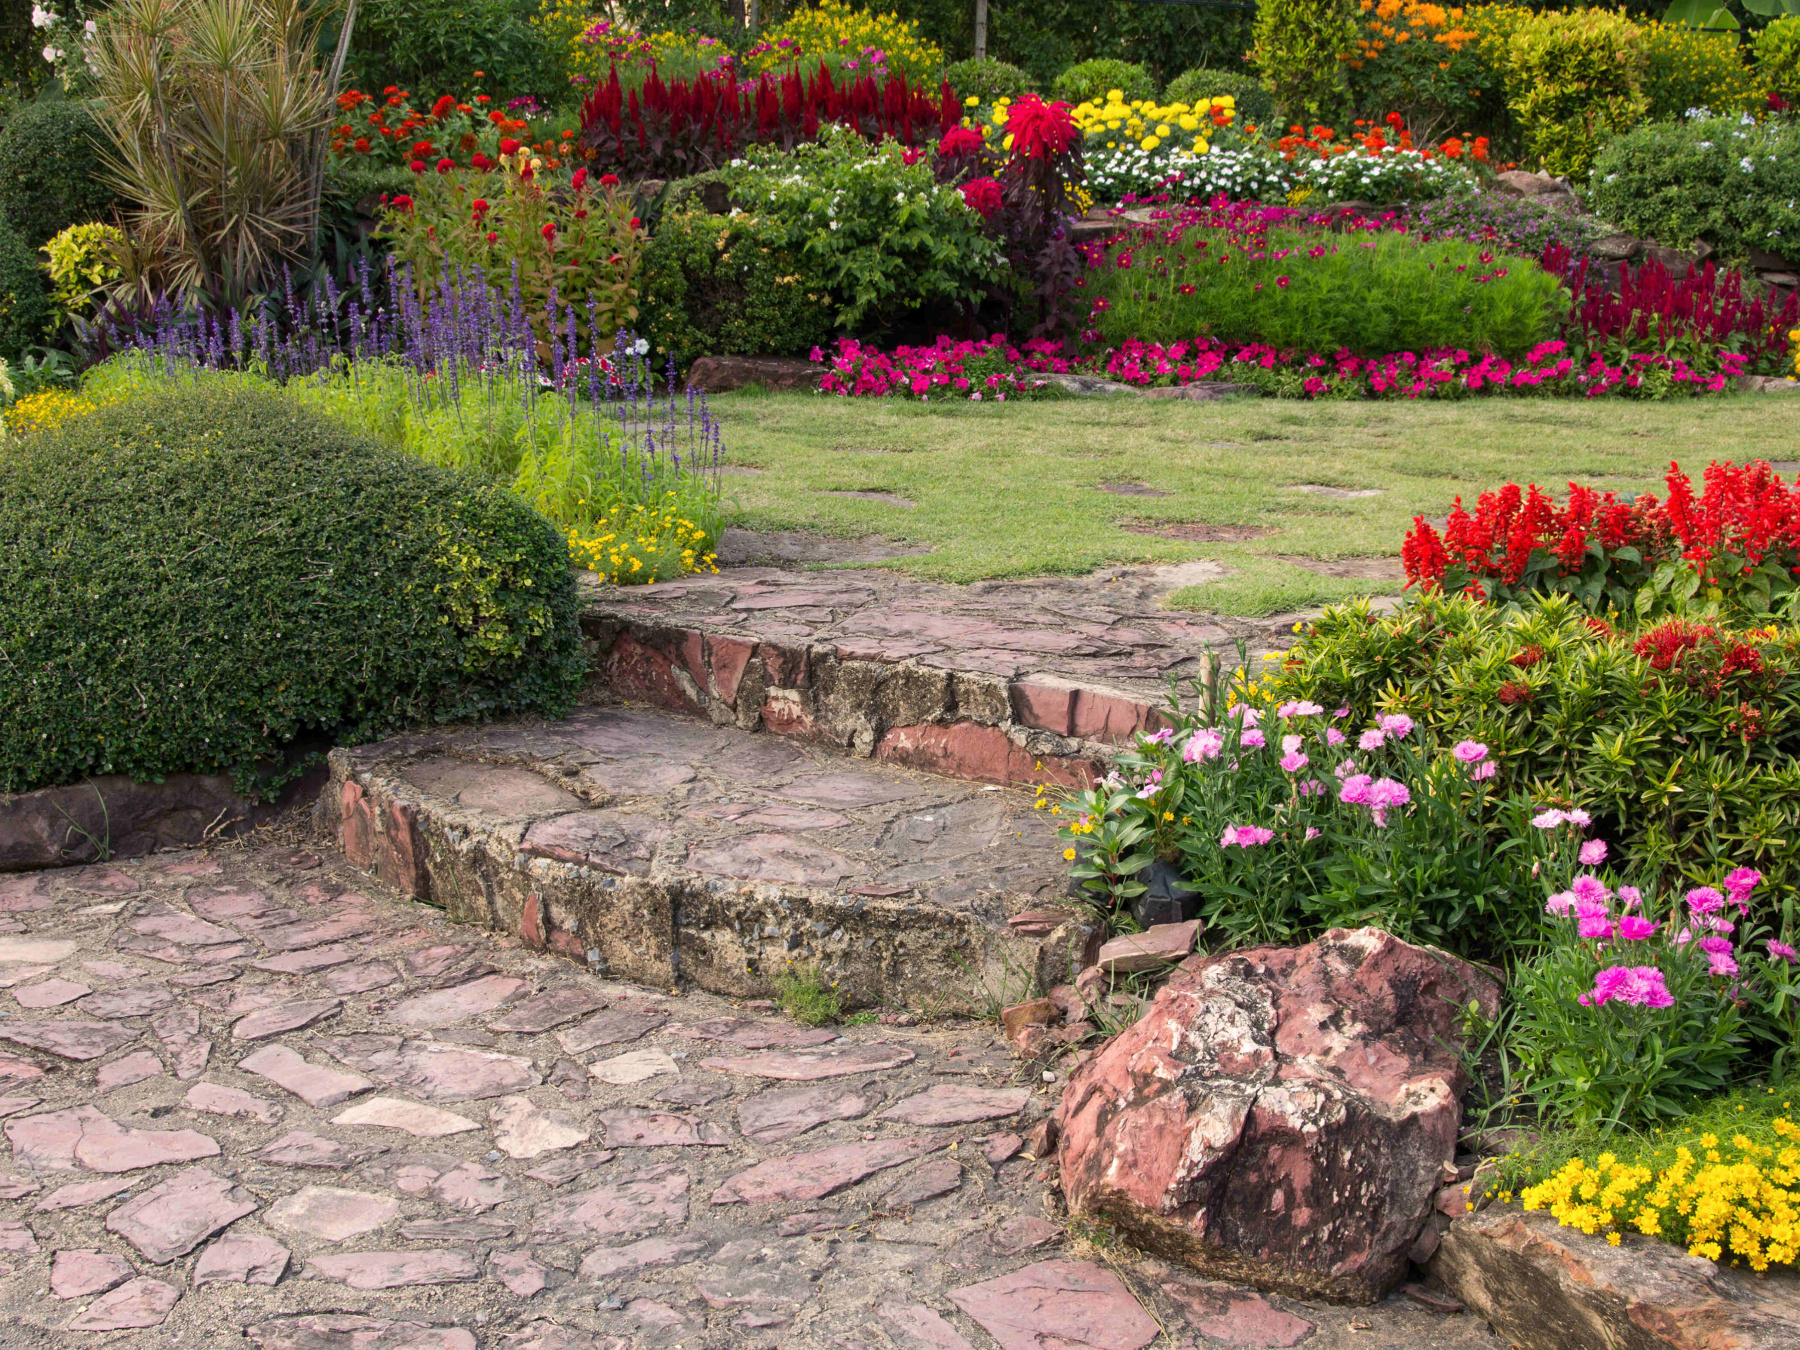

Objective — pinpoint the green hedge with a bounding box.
[642,205,836,369]
[942,57,1033,103]
[0,216,50,358]
[0,383,586,795]
[1050,58,1156,105]
[0,98,121,251]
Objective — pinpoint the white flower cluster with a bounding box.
[1087,139,1478,207]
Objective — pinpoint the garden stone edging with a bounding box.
[1429,1204,1800,1350]
[0,769,318,872]
[1055,927,1502,1304]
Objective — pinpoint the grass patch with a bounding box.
[773,963,844,1026]
[710,392,1800,615]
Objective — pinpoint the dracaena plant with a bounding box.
[88,0,351,312]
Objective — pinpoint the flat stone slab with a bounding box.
[50,1249,133,1299]
[703,1042,917,1081]
[306,1249,480,1289]
[491,1094,590,1159]
[193,1233,290,1286]
[488,985,607,1033]
[268,1185,400,1241]
[237,1043,373,1107]
[738,1081,883,1143]
[391,975,527,1028]
[330,1096,479,1137]
[713,1137,941,1204]
[66,1276,179,1330]
[231,996,342,1039]
[531,1165,690,1242]
[598,1107,729,1148]
[883,1157,964,1208]
[320,1036,540,1101]
[183,1081,283,1123]
[97,1049,164,1092]
[879,1084,1032,1126]
[106,1166,258,1262]
[949,1260,1161,1350]
[0,1020,137,1060]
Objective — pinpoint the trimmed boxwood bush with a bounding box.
[0,216,51,358]
[0,383,586,795]
[1163,66,1275,128]
[943,57,1034,103]
[0,98,121,250]
[1050,58,1156,106]
[642,205,836,369]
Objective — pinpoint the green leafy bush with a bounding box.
[1503,8,1647,177]
[1753,15,1800,105]
[1049,58,1156,106]
[0,217,51,359]
[720,129,1004,334]
[1250,0,1357,124]
[1272,592,1800,907]
[1587,114,1800,263]
[345,0,563,102]
[1163,66,1274,129]
[641,206,835,369]
[1640,21,1762,122]
[0,382,585,795]
[943,57,1034,104]
[0,97,120,250]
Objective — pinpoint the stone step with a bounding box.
[319,706,1098,1009]
[578,558,1294,790]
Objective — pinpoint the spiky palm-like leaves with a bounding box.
[90,0,343,310]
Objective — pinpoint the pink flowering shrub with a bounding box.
[1056,676,1545,954]
[1512,831,1800,1127]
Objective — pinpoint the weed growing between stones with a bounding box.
[774,962,845,1026]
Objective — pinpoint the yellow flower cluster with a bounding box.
[745,1,944,88]
[1063,90,1233,155]
[1,387,123,439]
[1521,1117,1800,1271]
[567,498,718,585]
[1791,328,1800,379]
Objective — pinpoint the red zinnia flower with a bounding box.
[411,140,433,157]
[353,137,370,154]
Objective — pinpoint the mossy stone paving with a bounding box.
[0,850,1507,1348]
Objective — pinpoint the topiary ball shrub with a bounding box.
[0,382,586,796]
[943,57,1034,104]
[0,98,121,250]
[1163,66,1275,128]
[0,216,52,359]
[1050,58,1156,106]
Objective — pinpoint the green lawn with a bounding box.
[711,391,1800,616]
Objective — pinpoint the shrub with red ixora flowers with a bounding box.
[330,84,576,174]
[381,155,641,357]
[1403,460,1800,619]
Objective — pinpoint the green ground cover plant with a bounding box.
[0,381,585,796]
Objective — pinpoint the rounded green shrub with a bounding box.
[642,205,835,370]
[345,0,562,101]
[0,382,586,795]
[942,57,1033,103]
[1050,58,1156,106]
[1163,66,1275,128]
[1754,15,1800,105]
[1587,115,1800,263]
[0,216,51,359]
[0,98,121,250]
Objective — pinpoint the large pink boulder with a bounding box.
[1056,927,1500,1304]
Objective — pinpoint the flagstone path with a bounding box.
[0,847,1503,1348]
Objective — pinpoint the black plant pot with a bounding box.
[1133,859,1202,929]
